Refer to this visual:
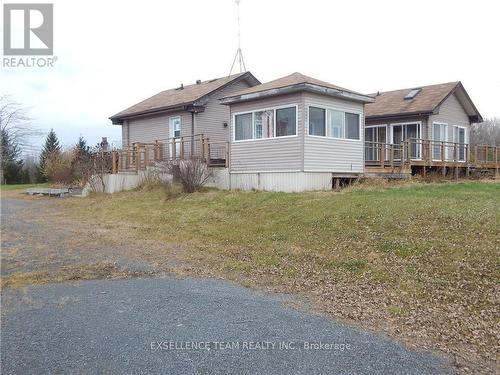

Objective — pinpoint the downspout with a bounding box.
[191,112,195,158]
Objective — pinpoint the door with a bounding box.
[392,123,420,160]
[169,116,181,159]
[454,126,466,161]
[433,123,447,160]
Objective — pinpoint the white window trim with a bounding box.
[169,115,181,138]
[232,104,299,143]
[306,104,363,142]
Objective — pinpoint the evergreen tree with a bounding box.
[38,129,61,182]
[74,136,90,158]
[1,129,23,184]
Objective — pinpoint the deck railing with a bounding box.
[365,138,499,170]
[112,134,229,173]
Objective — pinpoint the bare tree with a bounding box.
[157,158,212,193]
[73,145,112,192]
[470,118,500,146]
[0,95,42,148]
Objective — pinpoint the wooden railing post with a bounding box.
[180,137,185,159]
[112,151,117,174]
[225,141,230,168]
[206,138,211,166]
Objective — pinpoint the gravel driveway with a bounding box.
[1,194,454,374]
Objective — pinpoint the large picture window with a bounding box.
[308,106,360,140]
[233,106,296,141]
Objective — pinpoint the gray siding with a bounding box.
[195,80,252,143]
[303,93,365,173]
[229,93,303,172]
[429,93,470,143]
[126,111,191,145]
[120,78,253,147]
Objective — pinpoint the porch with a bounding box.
[364,139,499,178]
[112,134,229,173]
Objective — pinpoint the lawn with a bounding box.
[0,183,48,192]
[65,181,499,371]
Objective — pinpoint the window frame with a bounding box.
[169,116,182,138]
[232,104,299,143]
[306,104,363,142]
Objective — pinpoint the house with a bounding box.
[106,74,497,193]
[220,72,374,191]
[364,82,484,175]
[110,72,260,148]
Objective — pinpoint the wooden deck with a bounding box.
[364,139,499,178]
[111,136,498,179]
[112,134,228,173]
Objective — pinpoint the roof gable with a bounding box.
[365,81,482,122]
[110,72,260,122]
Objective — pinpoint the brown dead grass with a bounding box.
[3,180,499,374]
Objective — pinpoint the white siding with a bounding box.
[230,172,333,192]
[229,93,304,172]
[429,93,470,143]
[303,93,365,173]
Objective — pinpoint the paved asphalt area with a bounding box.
[1,277,453,375]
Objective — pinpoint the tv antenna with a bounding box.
[229,0,246,75]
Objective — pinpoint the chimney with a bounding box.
[196,79,201,84]
[101,137,109,151]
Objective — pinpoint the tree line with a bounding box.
[1,95,110,185]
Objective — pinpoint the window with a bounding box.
[345,113,360,140]
[404,88,421,100]
[233,106,294,141]
[308,106,361,140]
[309,107,325,136]
[254,110,274,139]
[170,116,181,138]
[235,113,253,141]
[328,110,344,138]
[276,107,296,137]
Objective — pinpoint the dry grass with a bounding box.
[5,180,499,373]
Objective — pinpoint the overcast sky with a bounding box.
[1,0,499,154]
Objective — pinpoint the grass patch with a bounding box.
[1,183,49,192]
[59,181,499,371]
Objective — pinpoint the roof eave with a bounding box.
[365,111,433,121]
[221,83,374,104]
[109,104,190,124]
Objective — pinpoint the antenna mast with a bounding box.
[229,0,246,75]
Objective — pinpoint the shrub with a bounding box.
[158,158,212,193]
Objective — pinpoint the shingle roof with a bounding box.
[110,72,256,121]
[225,72,367,98]
[365,81,460,118]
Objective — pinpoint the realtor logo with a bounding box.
[3,3,53,55]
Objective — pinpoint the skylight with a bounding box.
[404,88,422,100]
